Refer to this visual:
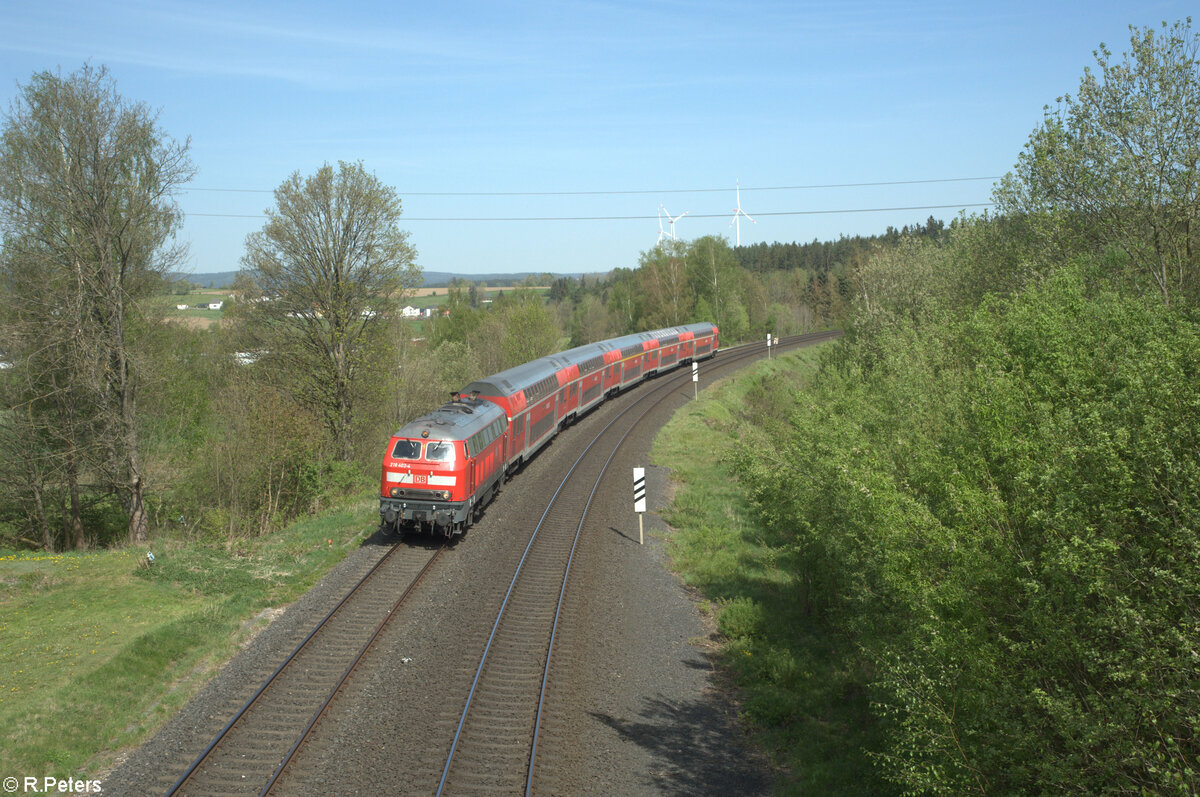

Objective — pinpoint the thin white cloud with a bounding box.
[0,0,531,89]
[143,0,515,64]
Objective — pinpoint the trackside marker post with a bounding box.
[691,361,698,399]
[633,467,647,544]
[767,332,772,359]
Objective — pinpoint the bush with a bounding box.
[717,596,767,639]
[732,266,1200,793]
[178,377,324,539]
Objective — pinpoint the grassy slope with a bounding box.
[651,343,890,795]
[0,498,378,780]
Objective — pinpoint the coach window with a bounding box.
[425,441,456,462]
[392,439,421,460]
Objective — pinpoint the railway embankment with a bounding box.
[659,270,1200,794]
[650,340,882,794]
[0,501,379,785]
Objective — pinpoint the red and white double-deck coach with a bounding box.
[379,322,718,537]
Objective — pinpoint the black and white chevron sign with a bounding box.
[633,467,646,513]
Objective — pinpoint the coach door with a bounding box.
[512,414,526,458]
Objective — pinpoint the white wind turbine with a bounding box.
[730,178,756,246]
[657,206,666,245]
[660,204,689,240]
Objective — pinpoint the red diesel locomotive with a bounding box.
[379,322,719,536]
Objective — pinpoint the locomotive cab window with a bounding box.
[425,441,456,462]
[392,439,421,460]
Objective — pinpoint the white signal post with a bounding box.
[692,361,699,399]
[633,467,647,544]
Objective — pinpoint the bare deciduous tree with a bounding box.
[0,64,194,545]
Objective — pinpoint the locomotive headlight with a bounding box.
[441,490,451,500]
[390,487,402,498]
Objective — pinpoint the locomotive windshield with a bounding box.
[391,438,456,462]
[391,439,421,460]
[425,441,455,462]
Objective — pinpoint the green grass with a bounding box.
[652,343,891,794]
[0,497,378,781]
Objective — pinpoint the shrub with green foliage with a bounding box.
[733,267,1200,793]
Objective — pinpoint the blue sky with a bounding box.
[1,1,1194,276]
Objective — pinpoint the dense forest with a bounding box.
[715,20,1200,794]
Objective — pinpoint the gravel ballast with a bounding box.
[103,372,771,796]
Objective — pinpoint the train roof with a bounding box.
[394,396,506,442]
[461,323,717,399]
[462,357,561,399]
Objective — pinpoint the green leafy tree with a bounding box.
[604,268,641,334]
[548,276,573,302]
[994,19,1200,305]
[567,293,615,345]
[238,161,419,461]
[429,283,480,345]
[637,240,693,328]
[469,291,560,373]
[686,236,748,335]
[0,65,194,545]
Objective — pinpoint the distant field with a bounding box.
[152,286,549,330]
[407,285,547,298]
[158,290,231,330]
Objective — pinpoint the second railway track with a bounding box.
[165,543,442,796]
[149,330,838,796]
[438,331,839,794]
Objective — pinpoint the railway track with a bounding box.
[164,543,442,796]
[437,330,838,794]
[160,330,838,796]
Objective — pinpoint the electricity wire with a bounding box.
[185,175,1001,197]
[185,202,994,221]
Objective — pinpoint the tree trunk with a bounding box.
[66,447,85,549]
[128,469,148,544]
[32,481,52,552]
[118,317,149,544]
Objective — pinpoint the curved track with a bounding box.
[163,330,838,796]
[437,331,839,794]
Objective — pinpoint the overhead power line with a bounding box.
[185,175,1001,197]
[185,201,994,222]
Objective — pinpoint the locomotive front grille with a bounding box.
[388,487,451,500]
